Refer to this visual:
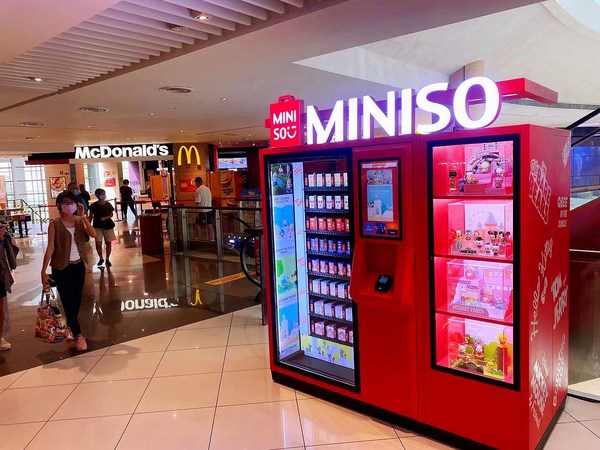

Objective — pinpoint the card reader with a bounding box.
[375,274,394,293]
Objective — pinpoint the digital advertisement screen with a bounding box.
[219,157,248,169]
[360,159,401,239]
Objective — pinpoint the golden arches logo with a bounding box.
[177,145,201,166]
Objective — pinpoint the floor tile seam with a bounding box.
[206,319,234,450]
[48,412,136,422]
[163,345,228,354]
[39,352,104,425]
[576,417,600,423]
[1,368,28,390]
[152,370,224,378]
[216,397,301,408]
[304,436,405,448]
[81,374,163,384]
[114,329,176,449]
[579,420,600,439]
[133,405,217,416]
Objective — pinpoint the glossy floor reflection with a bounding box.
[0,305,600,449]
[0,221,259,376]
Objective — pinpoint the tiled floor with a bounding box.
[1,305,599,449]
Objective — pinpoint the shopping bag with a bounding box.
[35,285,69,343]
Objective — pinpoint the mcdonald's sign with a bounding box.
[176,144,202,166]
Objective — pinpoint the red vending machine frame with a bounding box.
[414,124,570,449]
[260,123,570,450]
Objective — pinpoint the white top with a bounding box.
[66,226,80,262]
[194,185,212,210]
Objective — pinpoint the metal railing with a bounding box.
[165,204,263,263]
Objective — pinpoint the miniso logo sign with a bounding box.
[74,143,173,159]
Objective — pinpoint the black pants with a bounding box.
[122,202,137,218]
[52,261,86,337]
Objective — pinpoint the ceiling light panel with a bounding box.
[0,0,307,93]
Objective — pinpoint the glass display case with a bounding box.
[429,137,517,385]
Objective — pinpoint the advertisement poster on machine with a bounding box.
[270,163,300,357]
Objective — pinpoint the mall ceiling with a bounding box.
[0,0,597,155]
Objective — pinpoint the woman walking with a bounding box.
[88,188,116,267]
[41,191,96,351]
[0,223,19,351]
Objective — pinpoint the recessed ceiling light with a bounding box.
[25,136,35,140]
[159,86,193,94]
[79,106,109,113]
[20,121,45,127]
[27,77,43,82]
[191,10,210,20]
[149,112,155,116]
[221,97,228,101]
[180,130,184,133]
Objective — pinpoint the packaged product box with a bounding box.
[328,260,337,275]
[343,172,348,186]
[328,239,336,253]
[311,258,319,272]
[334,196,342,209]
[334,303,346,320]
[319,239,327,252]
[317,195,324,209]
[319,260,327,274]
[311,238,318,249]
[345,218,350,233]
[337,282,348,299]
[309,216,317,230]
[327,218,335,231]
[318,217,326,230]
[349,329,354,343]
[308,173,316,187]
[326,195,333,209]
[312,278,322,294]
[313,300,325,315]
[344,195,349,209]
[325,173,332,187]
[320,279,330,295]
[335,218,344,232]
[324,301,335,317]
[337,326,348,342]
[308,195,316,209]
[346,263,352,277]
[316,173,324,187]
[334,173,342,187]
[329,281,339,298]
[344,306,353,321]
[314,321,325,335]
[326,322,337,339]
[337,261,347,276]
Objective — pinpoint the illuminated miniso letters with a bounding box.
[306,77,501,145]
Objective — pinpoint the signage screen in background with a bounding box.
[219,157,248,169]
[359,159,402,239]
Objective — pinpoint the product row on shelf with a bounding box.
[310,298,353,322]
[308,257,352,277]
[306,215,351,233]
[305,194,350,211]
[311,318,354,344]
[304,172,349,188]
[309,277,352,300]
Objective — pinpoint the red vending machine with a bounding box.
[260,79,570,449]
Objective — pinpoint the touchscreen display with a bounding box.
[360,159,401,239]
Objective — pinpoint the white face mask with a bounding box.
[61,203,77,214]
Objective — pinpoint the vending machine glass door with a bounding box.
[267,152,357,388]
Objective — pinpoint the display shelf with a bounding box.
[304,186,348,193]
[309,291,352,303]
[309,332,354,347]
[305,208,349,214]
[435,308,513,327]
[307,250,352,260]
[434,253,513,264]
[308,271,351,281]
[306,230,350,237]
[310,312,353,326]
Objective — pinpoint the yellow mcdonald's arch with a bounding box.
[191,289,203,306]
[177,145,201,166]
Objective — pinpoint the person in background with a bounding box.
[56,182,87,215]
[194,176,214,241]
[79,184,91,211]
[119,179,137,221]
[40,191,96,352]
[0,223,18,351]
[88,188,116,268]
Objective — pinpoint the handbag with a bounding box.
[35,285,69,343]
